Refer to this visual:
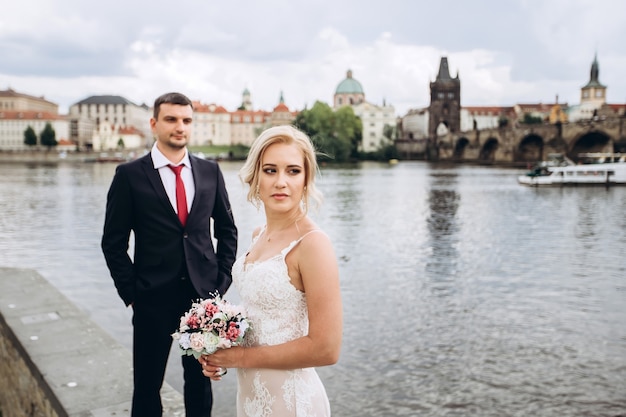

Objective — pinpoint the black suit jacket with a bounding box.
[101,153,238,306]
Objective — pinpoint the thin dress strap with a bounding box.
[281,229,325,256]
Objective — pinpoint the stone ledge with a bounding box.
[0,267,184,417]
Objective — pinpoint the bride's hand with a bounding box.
[199,355,227,380]
[201,347,245,372]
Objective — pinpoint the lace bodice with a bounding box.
[232,229,331,417]
[232,233,311,347]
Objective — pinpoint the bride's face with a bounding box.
[258,142,306,214]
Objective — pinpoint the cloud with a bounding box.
[0,0,624,116]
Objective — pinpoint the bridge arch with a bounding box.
[568,130,612,161]
[453,137,470,159]
[516,133,544,162]
[479,137,499,162]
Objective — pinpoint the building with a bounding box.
[68,95,151,150]
[429,57,461,139]
[269,92,297,127]
[240,88,253,111]
[227,90,298,146]
[0,110,69,151]
[400,108,429,140]
[0,88,69,151]
[568,54,610,122]
[230,110,270,146]
[192,102,231,146]
[334,70,396,152]
[514,102,554,123]
[334,70,365,108]
[352,100,397,152]
[0,88,59,114]
[91,124,145,152]
[461,106,514,131]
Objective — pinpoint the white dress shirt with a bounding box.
[151,143,195,215]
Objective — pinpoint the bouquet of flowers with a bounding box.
[172,293,251,359]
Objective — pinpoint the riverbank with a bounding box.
[0,150,115,163]
[0,150,530,167]
[0,267,184,416]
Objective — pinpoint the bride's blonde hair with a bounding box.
[239,125,323,213]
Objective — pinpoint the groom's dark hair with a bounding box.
[153,92,193,119]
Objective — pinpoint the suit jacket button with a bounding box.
[183,233,188,238]
[180,276,186,281]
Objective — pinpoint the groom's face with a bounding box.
[150,103,193,150]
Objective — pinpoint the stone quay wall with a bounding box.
[0,267,183,417]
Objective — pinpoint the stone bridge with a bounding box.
[397,116,626,165]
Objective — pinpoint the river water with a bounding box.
[0,160,624,417]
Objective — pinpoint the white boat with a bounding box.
[518,153,626,186]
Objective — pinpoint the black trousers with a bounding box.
[131,276,213,417]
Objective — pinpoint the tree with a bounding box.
[383,124,395,141]
[294,101,362,162]
[522,113,543,125]
[24,126,37,147]
[40,123,57,149]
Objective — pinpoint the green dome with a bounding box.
[335,70,364,94]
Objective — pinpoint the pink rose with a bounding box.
[189,332,205,352]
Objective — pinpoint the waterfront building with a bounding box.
[400,107,429,140]
[429,57,461,139]
[0,110,69,151]
[334,70,396,153]
[230,109,270,146]
[334,70,365,108]
[192,102,231,146]
[400,58,505,141]
[91,123,145,152]
[462,106,513,130]
[68,95,151,150]
[226,90,297,146]
[352,100,397,152]
[269,92,297,127]
[580,53,607,107]
[568,54,612,122]
[0,88,59,114]
[514,102,556,123]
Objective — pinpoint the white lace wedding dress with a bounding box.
[232,230,331,417]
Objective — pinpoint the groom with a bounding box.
[101,92,238,417]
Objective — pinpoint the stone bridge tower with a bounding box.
[429,57,461,141]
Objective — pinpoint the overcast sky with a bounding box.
[1,0,624,116]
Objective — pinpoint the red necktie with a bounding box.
[168,164,188,226]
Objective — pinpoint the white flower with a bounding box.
[203,332,220,354]
[211,312,228,325]
[178,333,192,350]
[238,320,250,335]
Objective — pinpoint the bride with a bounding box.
[199,125,343,416]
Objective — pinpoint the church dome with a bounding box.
[335,70,364,94]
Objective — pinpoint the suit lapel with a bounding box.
[141,154,179,220]
[188,155,203,224]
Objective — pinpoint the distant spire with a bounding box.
[279,90,284,104]
[436,57,452,81]
[590,52,599,83]
[583,52,606,88]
